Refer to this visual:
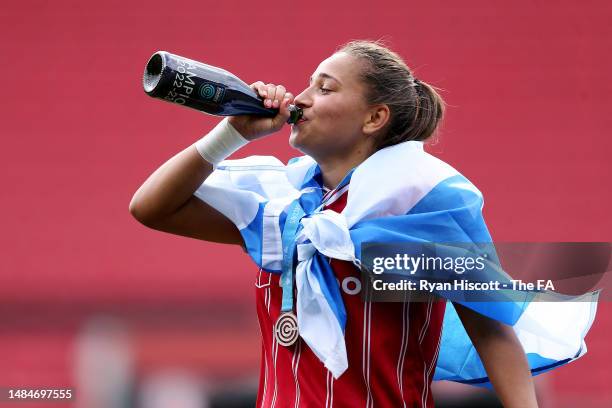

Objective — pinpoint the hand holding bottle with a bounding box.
[193,81,295,166]
[228,82,295,140]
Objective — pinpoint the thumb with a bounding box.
[272,93,294,128]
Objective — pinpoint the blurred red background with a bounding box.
[1,0,610,407]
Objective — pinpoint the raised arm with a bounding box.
[129,82,294,245]
[128,141,244,244]
[453,302,539,408]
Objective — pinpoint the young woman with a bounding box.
[130,41,540,407]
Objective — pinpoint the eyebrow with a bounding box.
[309,73,341,85]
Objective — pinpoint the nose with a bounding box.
[293,87,312,109]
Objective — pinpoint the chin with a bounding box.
[289,129,306,150]
[289,129,332,160]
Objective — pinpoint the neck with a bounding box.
[317,146,373,190]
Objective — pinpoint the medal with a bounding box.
[274,311,299,346]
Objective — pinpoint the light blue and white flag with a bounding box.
[194,140,599,383]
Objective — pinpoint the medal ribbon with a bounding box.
[280,200,306,312]
[280,169,354,313]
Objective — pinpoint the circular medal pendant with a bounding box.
[274,312,299,346]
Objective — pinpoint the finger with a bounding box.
[272,92,294,128]
[271,85,286,109]
[280,92,294,112]
[250,81,266,97]
[265,83,276,108]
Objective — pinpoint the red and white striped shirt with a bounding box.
[255,189,446,408]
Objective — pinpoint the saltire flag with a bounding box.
[194,140,599,383]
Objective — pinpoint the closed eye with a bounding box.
[319,87,332,94]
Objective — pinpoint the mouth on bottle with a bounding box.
[287,105,304,125]
[291,118,308,128]
[143,52,165,94]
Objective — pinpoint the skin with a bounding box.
[230,52,390,189]
[129,51,538,408]
[287,53,389,189]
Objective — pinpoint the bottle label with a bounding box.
[163,57,198,105]
[199,83,226,104]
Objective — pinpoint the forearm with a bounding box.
[475,323,538,407]
[129,144,213,223]
[129,118,248,223]
[454,303,538,408]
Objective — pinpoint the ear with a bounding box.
[362,104,390,136]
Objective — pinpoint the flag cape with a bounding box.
[194,140,598,383]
